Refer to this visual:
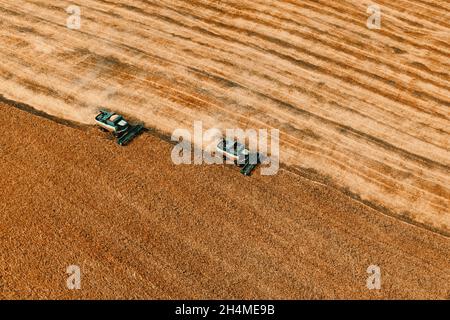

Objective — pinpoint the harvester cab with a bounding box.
[95,110,143,146]
[216,138,260,176]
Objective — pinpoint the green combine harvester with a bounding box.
[95,110,143,146]
[216,138,260,176]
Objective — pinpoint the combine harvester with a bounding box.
[95,110,143,146]
[216,138,260,176]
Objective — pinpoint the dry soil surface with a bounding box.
[0,101,449,299]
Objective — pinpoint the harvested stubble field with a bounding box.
[0,0,449,299]
[0,101,449,299]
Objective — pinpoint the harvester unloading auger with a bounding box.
[95,110,143,146]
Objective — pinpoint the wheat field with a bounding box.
[1,101,449,299]
[0,0,449,233]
